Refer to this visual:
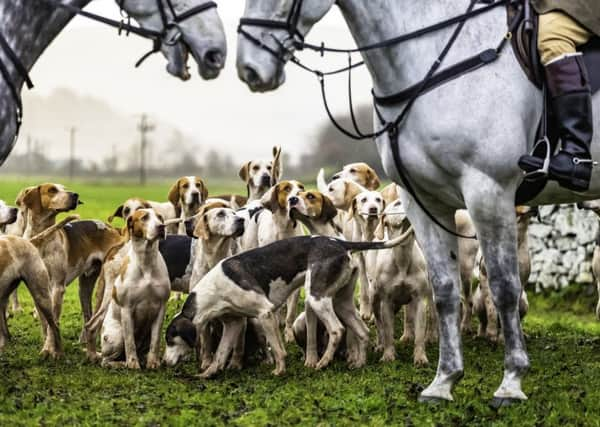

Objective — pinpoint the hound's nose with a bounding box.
[261,174,271,186]
[289,196,299,206]
[369,207,378,215]
[191,192,200,202]
[204,49,225,70]
[577,202,585,209]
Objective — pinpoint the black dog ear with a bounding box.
[321,194,338,222]
[108,205,124,223]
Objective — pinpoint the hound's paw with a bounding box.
[40,348,63,360]
[348,358,366,369]
[200,358,213,371]
[272,366,286,376]
[86,351,102,363]
[198,365,219,379]
[146,357,161,370]
[126,359,141,370]
[360,311,373,323]
[227,359,243,371]
[399,334,413,344]
[380,351,396,363]
[284,327,295,343]
[413,353,429,367]
[315,357,333,371]
[304,355,318,369]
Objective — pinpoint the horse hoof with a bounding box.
[489,397,523,409]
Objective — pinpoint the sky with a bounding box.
[18,0,373,165]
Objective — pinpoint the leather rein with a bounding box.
[0,0,217,146]
[238,0,524,239]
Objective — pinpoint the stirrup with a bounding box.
[522,136,551,181]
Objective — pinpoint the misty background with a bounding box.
[1,0,384,181]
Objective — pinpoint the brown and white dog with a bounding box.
[322,178,367,239]
[4,189,33,313]
[317,162,381,196]
[349,190,386,321]
[168,176,209,234]
[0,214,79,358]
[239,146,282,202]
[21,184,123,340]
[473,206,534,342]
[100,209,170,369]
[372,199,431,366]
[110,197,178,235]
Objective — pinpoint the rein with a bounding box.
[238,0,522,239]
[0,0,217,150]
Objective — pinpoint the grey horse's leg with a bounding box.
[404,199,463,402]
[467,193,529,404]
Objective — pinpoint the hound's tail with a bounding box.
[339,225,414,252]
[316,168,328,194]
[29,215,80,246]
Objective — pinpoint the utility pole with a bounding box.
[68,127,76,181]
[26,135,32,174]
[138,114,154,185]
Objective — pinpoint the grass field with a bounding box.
[1,178,600,426]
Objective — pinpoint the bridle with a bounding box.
[0,0,217,151]
[238,0,524,239]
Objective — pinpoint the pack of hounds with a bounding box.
[3,146,596,377]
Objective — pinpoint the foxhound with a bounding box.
[100,209,170,369]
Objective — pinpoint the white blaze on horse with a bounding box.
[236,0,600,404]
[0,0,227,163]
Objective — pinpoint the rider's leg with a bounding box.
[518,12,593,191]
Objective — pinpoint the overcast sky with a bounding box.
[19,0,373,165]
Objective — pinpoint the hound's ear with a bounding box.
[348,197,358,222]
[375,214,386,240]
[21,186,42,213]
[193,214,211,240]
[261,186,278,212]
[366,168,381,190]
[199,178,209,202]
[321,194,338,222]
[108,205,124,223]
[230,195,240,211]
[272,146,282,184]
[168,179,182,207]
[126,216,134,239]
[239,162,251,183]
[15,187,33,207]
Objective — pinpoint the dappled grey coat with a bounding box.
[531,0,600,36]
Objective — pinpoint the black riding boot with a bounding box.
[518,55,594,192]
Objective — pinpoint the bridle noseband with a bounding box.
[237,0,305,63]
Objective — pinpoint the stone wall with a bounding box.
[528,205,599,292]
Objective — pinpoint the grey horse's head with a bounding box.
[237,0,335,92]
[122,0,227,80]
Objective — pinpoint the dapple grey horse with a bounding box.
[0,0,226,163]
[236,0,600,404]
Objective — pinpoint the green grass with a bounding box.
[1,179,600,426]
